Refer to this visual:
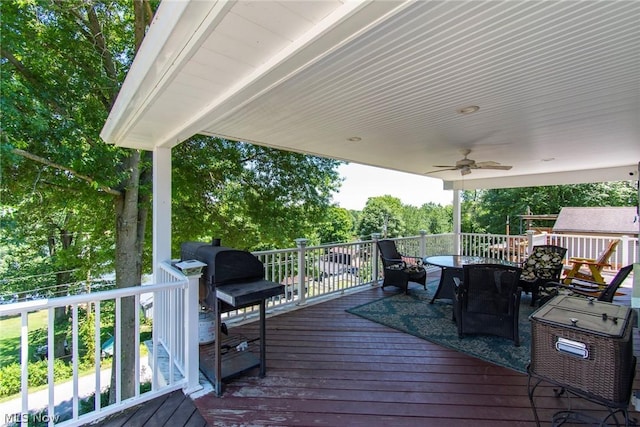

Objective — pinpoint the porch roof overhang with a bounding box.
[100,0,640,190]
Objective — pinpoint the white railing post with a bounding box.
[371,233,381,285]
[295,238,308,305]
[621,235,630,267]
[526,230,536,253]
[419,230,427,258]
[175,261,206,394]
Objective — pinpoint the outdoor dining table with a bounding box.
[424,255,519,304]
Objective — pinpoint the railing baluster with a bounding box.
[134,293,140,396]
[48,307,54,426]
[152,288,159,391]
[95,301,101,412]
[72,304,79,419]
[21,311,29,417]
[169,287,175,385]
[115,297,121,404]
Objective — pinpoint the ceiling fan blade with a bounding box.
[425,167,457,174]
[475,161,512,170]
[432,165,456,168]
[475,161,502,167]
[480,165,513,170]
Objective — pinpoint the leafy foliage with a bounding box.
[316,207,355,244]
[355,196,453,239]
[1,0,136,292]
[0,359,73,397]
[1,0,344,284]
[402,203,453,235]
[171,136,343,251]
[462,182,638,234]
[356,196,405,238]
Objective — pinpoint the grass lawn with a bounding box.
[0,309,153,401]
[0,310,49,366]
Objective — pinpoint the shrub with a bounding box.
[0,363,21,397]
[0,359,74,397]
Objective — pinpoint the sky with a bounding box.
[331,163,454,210]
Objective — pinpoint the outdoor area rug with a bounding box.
[346,281,536,373]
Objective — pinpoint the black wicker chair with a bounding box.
[376,239,426,294]
[519,245,567,306]
[545,264,633,303]
[453,263,523,346]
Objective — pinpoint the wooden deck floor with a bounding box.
[97,388,207,427]
[97,275,640,426]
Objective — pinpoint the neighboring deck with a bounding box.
[98,275,639,426]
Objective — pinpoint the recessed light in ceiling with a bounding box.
[456,105,480,115]
[541,158,555,162]
[347,136,362,142]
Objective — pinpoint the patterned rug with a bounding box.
[346,281,536,373]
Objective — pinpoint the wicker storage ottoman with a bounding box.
[529,295,635,404]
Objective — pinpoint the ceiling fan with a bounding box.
[426,149,512,176]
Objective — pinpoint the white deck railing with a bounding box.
[457,232,637,269]
[1,232,636,425]
[0,262,198,427]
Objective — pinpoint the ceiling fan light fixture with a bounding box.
[456,105,480,115]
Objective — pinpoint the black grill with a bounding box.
[180,240,283,310]
[181,239,285,395]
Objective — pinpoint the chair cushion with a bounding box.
[404,265,425,274]
[521,249,564,282]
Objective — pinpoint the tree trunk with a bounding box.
[54,229,74,358]
[109,151,145,402]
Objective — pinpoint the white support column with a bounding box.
[153,147,172,280]
[419,230,427,258]
[452,189,461,255]
[632,162,640,313]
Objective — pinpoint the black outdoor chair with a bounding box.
[376,239,427,294]
[453,263,523,346]
[519,245,567,306]
[544,264,633,303]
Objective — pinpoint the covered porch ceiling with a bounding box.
[100,0,640,190]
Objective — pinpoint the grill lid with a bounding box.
[181,241,265,286]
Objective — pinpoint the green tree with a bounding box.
[357,195,405,239]
[0,0,123,293]
[400,202,453,236]
[461,190,486,234]
[2,0,151,381]
[315,206,354,244]
[400,205,423,236]
[171,136,342,251]
[420,202,453,234]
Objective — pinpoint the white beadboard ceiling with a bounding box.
[101,0,640,190]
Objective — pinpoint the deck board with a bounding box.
[95,390,205,427]
[94,273,639,426]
